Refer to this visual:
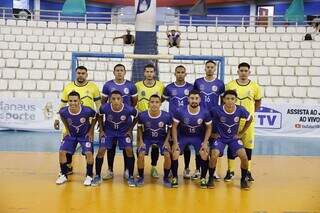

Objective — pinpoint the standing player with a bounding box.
[193,60,225,179]
[101,64,138,180]
[224,62,262,182]
[171,90,212,187]
[92,91,138,187]
[163,65,194,179]
[202,90,252,189]
[54,66,101,175]
[136,95,173,187]
[135,64,165,178]
[56,91,97,186]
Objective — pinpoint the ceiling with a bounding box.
[90,0,248,7]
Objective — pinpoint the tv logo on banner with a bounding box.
[255,107,282,129]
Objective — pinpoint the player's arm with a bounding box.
[54,88,69,129]
[60,116,70,137]
[113,35,124,41]
[131,95,138,107]
[137,125,144,148]
[86,114,98,142]
[254,99,261,112]
[171,119,179,151]
[203,121,212,144]
[237,116,253,139]
[163,126,172,152]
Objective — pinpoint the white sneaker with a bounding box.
[183,168,191,179]
[56,174,67,185]
[102,170,114,180]
[123,169,129,180]
[191,170,200,180]
[83,176,93,186]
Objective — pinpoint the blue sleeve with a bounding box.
[193,79,198,91]
[173,109,181,122]
[99,105,105,115]
[137,113,143,125]
[204,110,212,123]
[130,83,137,96]
[163,85,169,99]
[102,83,109,97]
[167,113,173,126]
[130,107,138,118]
[240,107,250,120]
[220,82,225,94]
[90,108,96,118]
[59,108,66,119]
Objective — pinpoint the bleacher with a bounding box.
[0,19,319,104]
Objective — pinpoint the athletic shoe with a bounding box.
[56,174,67,185]
[102,170,114,180]
[207,177,215,189]
[163,178,171,188]
[183,168,191,179]
[191,170,200,180]
[66,165,73,175]
[224,170,235,182]
[91,175,102,186]
[151,166,159,178]
[128,177,136,187]
[241,178,250,190]
[83,176,93,186]
[123,169,129,180]
[200,178,207,189]
[247,171,254,182]
[171,178,178,188]
[136,177,144,187]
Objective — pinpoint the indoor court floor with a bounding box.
[0,131,319,213]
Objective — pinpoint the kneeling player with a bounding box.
[92,91,138,187]
[203,90,252,189]
[172,90,212,187]
[136,95,175,187]
[56,91,96,186]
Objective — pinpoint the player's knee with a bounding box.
[211,149,220,159]
[164,152,171,160]
[125,148,133,157]
[86,152,94,163]
[138,152,145,159]
[97,148,106,157]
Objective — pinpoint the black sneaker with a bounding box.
[247,171,254,182]
[241,178,250,190]
[171,178,178,188]
[67,166,73,175]
[224,170,234,182]
[207,177,215,189]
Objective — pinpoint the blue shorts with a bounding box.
[99,135,132,150]
[210,138,243,158]
[59,135,93,154]
[178,137,203,154]
[137,140,169,155]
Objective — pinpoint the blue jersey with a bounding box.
[59,106,96,138]
[193,77,225,110]
[173,107,212,138]
[138,110,172,142]
[163,82,194,115]
[102,80,137,106]
[99,103,138,136]
[210,105,250,140]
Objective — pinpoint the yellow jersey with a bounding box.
[135,80,164,112]
[226,80,262,115]
[60,81,101,111]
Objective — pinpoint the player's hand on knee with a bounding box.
[234,133,243,140]
[54,119,60,130]
[163,141,171,152]
[99,130,105,139]
[86,132,94,142]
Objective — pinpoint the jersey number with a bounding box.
[151,131,158,137]
[189,127,196,133]
[205,96,210,103]
[178,100,184,107]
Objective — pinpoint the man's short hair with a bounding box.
[223,90,238,98]
[205,60,216,66]
[76,66,87,72]
[111,90,122,97]
[144,64,155,70]
[188,90,200,97]
[68,91,80,99]
[149,94,161,101]
[114,64,126,71]
[175,65,186,72]
[238,62,250,69]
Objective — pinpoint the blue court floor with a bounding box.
[0,130,319,156]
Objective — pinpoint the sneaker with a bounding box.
[83,176,93,186]
[224,170,235,182]
[128,177,136,187]
[241,178,250,190]
[183,168,191,179]
[102,170,114,180]
[171,178,178,188]
[200,178,207,189]
[56,174,67,185]
[91,175,102,186]
[163,178,171,188]
[191,170,200,180]
[207,177,215,189]
[213,173,220,182]
[247,171,255,182]
[67,165,73,175]
[123,169,129,180]
[136,177,144,187]
[151,167,159,179]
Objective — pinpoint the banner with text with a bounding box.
[0,98,59,131]
[255,102,320,137]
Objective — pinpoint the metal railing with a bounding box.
[1,7,318,27]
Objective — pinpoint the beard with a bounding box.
[77,78,85,83]
[190,103,199,108]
